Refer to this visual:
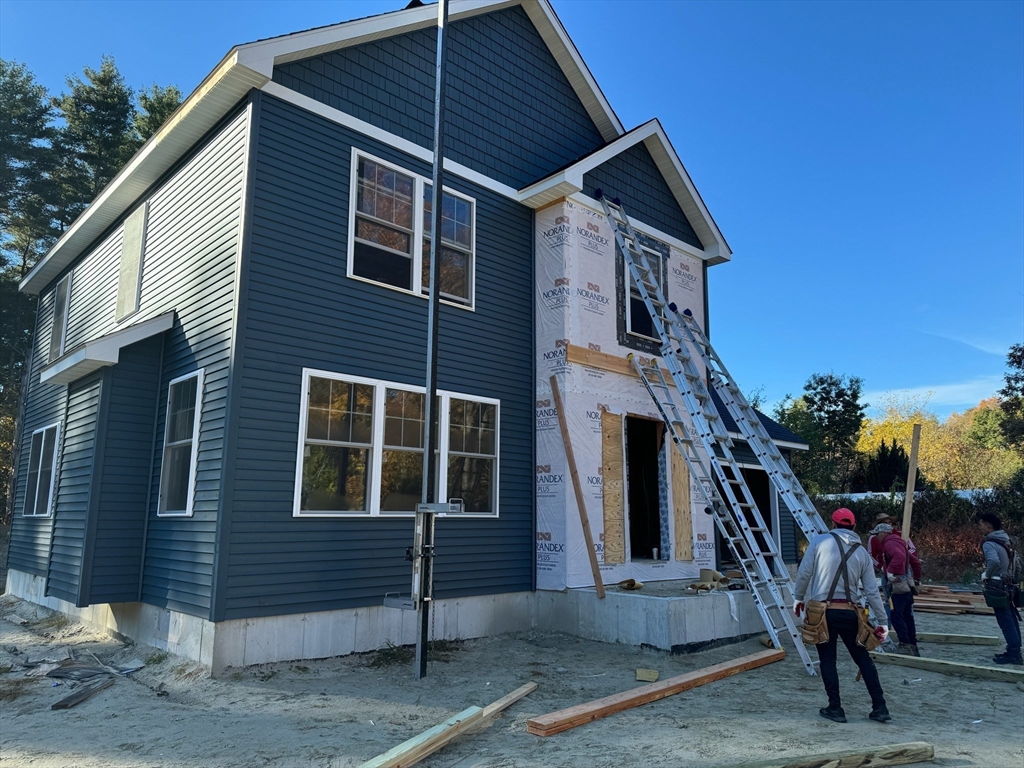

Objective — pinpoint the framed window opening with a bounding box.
[347,148,476,310]
[295,368,499,518]
[48,274,72,362]
[157,370,204,517]
[23,423,60,517]
[626,246,666,342]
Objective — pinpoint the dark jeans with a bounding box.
[816,608,886,710]
[993,605,1022,655]
[889,592,917,645]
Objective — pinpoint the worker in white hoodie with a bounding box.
[793,508,890,724]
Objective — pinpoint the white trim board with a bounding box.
[40,311,175,386]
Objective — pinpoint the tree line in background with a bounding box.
[1,57,183,514]
[771,347,1024,497]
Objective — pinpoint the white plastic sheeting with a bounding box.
[535,198,717,591]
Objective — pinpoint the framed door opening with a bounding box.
[625,415,665,562]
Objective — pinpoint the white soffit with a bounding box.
[40,312,175,386]
[518,119,732,264]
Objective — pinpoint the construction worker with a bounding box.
[794,508,890,724]
[977,513,1022,665]
[871,523,922,656]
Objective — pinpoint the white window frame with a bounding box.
[346,148,477,312]
[22,422,60,517]
[157,369,204,518]
[294,368,499,518]
[626,245,665,342]
[48,274,72,362]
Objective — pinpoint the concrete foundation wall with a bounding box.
[7,568,765,675]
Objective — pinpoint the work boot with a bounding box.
[907,643,921,657]
[819,705,847,723]
[992,652,1023,666]
[895,643,914,655]
[869,705,892,723]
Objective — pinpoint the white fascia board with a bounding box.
[20,56,269,296]
[522,0,623,141]
[238,0,521,75]
[644,121,731,264]
[40,311,175,386]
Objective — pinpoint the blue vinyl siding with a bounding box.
[583,141,701,249]
[272,5,605,189]
[84,336,163,604]
[7,107,249,618]
[216,92,534,620]
[45,373,102,603]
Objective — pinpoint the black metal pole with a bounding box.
[416,0,450,681]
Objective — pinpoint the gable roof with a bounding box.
[20,0,726,293]
[710,388,809,450]
[517,119,731,263]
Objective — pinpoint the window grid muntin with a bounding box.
[295,370,498,518]
[158,370,203,517]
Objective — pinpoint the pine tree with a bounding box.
[135,84,183,142]
[52,56,138,200]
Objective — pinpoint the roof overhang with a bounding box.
[40,312,175,386]
[517,119,732,264]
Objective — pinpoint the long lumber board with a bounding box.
[527,648,784,736]
[480,681,537,719]
[917,632,1002,646]
[717,741,934,768]
[869,652,1024,683]
[358,706,484,768]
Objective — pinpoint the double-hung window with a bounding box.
[23,423,59,517]
[296,370,498,517]
[158,370,203,517]
[349,150,475,308]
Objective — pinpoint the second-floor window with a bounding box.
[48,274,71,362]
[349,150,475,308]
[158,370,204,517]
[23,423,60,517]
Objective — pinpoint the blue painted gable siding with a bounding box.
[583,141,702,249]
[216,92,533,621]
[272,5,605,189]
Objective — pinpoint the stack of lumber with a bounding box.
[913,585,993,616]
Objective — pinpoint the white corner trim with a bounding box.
[40,311,175,386]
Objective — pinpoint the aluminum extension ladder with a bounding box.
[671,312,828,540]
[597,193,817,675]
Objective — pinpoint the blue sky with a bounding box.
[2,0,1021,418]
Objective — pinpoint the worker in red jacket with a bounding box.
[869,516,917,627]
[873,523,923,656]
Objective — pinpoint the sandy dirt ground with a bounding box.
[1,594,1022,768]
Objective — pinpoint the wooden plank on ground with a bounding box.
[527,648,784,736]
[358,706,484,768]
[601,410,625,565]
[718,741,934,768]
[869,652,1024,683]
[51,675,114,710]
[480,682,537,719]
[917,632,1002,645]
[550,375,605,598]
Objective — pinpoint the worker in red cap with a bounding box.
[793,508,890,724]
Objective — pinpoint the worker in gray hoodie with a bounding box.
[794,508,890,724]
[977,513,1022,665]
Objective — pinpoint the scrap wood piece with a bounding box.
[715,741,934,768]
[549,375,605,598]
[51,675,114,710]
[46,660,110,681]
[358,706,484,768]
[869,652,1024,684]
[527,648,784,737]
[636,668,659,682]
[917,632,1002,646]
[480,681,538,720]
